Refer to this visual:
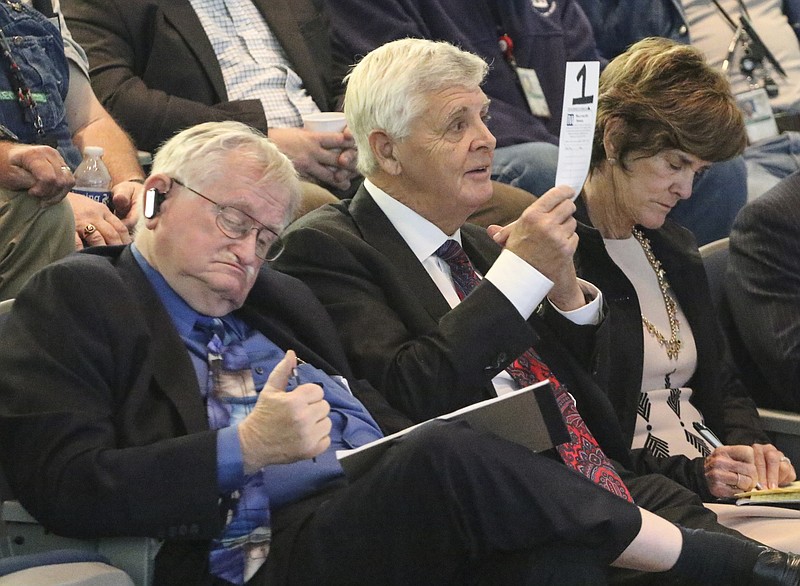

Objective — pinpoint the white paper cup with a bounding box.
[302,112,347,133]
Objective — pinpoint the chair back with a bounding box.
[700,239,800,463]
[699,238,766,398]
[0,298,14,501]
[698,237,729,310]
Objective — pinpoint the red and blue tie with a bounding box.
[435,239,633,502]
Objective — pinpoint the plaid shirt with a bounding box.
[188,0,320,128]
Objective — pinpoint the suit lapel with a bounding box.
[116,250,210,434]
[159,0,329,108]
[461,224,501,276]
[349,187,455,322]
[160,0,227,100]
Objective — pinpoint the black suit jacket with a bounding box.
[0,245,408,584]
[62,0,336,152]
[574,203,769,497]
[274,186,635,468]
[726,171,800,411]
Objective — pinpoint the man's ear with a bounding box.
[369,130,402,175]
[142,174,173,226]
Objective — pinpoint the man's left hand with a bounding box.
[0,143,74,206]
[110,180,145,229]
[487,185,585,310]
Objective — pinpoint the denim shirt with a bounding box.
[0,0,80,168]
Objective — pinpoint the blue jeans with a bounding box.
[668,156,747,246]
[492,142,559,196]
[744,131,800,201]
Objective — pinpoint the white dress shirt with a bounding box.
[188,0,319,128]
[364,179,602,395]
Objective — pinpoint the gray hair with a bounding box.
[151,121,301,225]
[344,38,489,176]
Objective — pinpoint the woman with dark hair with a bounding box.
[573,37,798,549]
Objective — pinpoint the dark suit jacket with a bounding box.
[0,245,408,584]
[274,185,636,469]
[62,0,336,153]
[574,202,769,497]
[726,171,800,411]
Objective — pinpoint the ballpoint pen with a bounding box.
[290,362,318,464]
[693,421,763,490]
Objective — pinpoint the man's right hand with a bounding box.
[488,185,585,310]
[0,142,74,206]
[269,127,358,192]
[239,350,332,475]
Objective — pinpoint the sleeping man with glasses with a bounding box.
[167,178,285,262]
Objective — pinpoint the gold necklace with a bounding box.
[632,228,682,360]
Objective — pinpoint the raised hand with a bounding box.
[489,185,584,310]
[238,350,332,475]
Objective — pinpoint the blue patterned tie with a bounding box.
[435,239,633,502]
[435,239,481,298]
[196,317,271,584]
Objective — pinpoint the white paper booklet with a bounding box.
[336,380,569,480]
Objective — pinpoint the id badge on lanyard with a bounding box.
[499,33,551,118]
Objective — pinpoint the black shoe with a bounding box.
[752,547,800,585]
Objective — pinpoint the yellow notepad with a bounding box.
[735,480,800,505]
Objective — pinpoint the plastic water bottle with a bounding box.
[72,146,112,208]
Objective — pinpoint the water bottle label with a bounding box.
[73,188,112,207]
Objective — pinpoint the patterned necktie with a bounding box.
[435,239,633,502]
[195,316,271,585]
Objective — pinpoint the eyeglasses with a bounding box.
[171,178,285,261]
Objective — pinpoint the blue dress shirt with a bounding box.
[131,245,384,507]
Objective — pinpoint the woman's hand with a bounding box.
[704,445,758,498]
[752,443,795,490]
[704,444,795,498]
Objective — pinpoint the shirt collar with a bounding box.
[131,243,201,338]
[363,178,462,262]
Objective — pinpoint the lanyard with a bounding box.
[0,0,49,143]
[498,33,516,67]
